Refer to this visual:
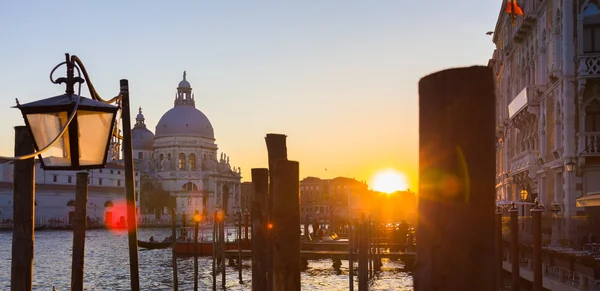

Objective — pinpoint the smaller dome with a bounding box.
[132,107,155,151]
[178,71,191,88]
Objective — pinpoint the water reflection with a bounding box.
[0,228,412,290]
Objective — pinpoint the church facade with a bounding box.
[133,72,242,223]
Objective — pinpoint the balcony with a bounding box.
[577,54,600,77]
[508,86,540,120]
[577,132,600,155]
[509,150,541,175]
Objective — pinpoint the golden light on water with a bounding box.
[370,169,409,194]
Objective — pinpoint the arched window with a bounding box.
[583,3,600,53]
[586,99,600,131]
[104,200,114,208]
[181,182,198,191]
[67,200,76,207]
[138,152,143,160]
[178,153,186,170]
[159,154,164,161]
[189,153,196,170]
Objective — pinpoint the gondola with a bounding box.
[137,240,172,250]
[34,224,47,231]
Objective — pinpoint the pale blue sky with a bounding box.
[0,1,499,185]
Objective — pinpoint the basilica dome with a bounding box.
[155,72,215,139]
[132,107,155,150]
[155,106,214,139]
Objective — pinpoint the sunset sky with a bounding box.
[0,1,499,191]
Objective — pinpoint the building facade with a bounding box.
[0,159,141,226]
[491,0,600,239]
[133,72,242,223]
[299,176,371,224]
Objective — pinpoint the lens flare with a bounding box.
[370,169,409,194]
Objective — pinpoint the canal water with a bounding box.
[0,228,413,290]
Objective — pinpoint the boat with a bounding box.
[137,240,172,249]
[34,224,47,231]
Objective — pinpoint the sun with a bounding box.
[370,169,409,194]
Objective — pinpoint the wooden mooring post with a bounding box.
[495,206,503,291]
[71,172,89,291]
[193,212,199,291]
[238,211,243,284]
[11,126,35,291]
[271,159,300,291]
[415,66,496,291]
[532,202,544,291]
[349,219,354,291]
[212,210,217,291]
[251,168,269,291]
[358,214,368,291]
[509,203,519,291]
[170,209,178,291]
[265,133,288,291]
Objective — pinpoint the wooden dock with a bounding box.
[223,249,416,261]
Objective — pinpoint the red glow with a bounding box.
[105,201,133,234]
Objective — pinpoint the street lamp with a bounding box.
[15,54,119,170]
[520,189,528,202]
[565,158,577,173]
[8,53,140,290]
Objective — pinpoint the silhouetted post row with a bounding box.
[415,66,496,291]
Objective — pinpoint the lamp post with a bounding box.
[520,189,528,231]
[13,53,140,291]
[550,202,562,248]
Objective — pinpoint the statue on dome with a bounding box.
[183,70,187,81]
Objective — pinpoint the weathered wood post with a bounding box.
[193,211,199,291]
[71,172,89,291]
[11,126,35,291]
[244,210,250,246]
[238,211,243,284]
[251,168,269,291]
[349,219,354,291]
[509,203,520,291]
[212,210,217,291]
[120,79,141,291]
[265,133,288,291]
[219,210,226,289]
[495,206,503,291]
[170,208,178,291]
[532,202,544,291]
[271,159,301,291]
[415,66,496,291]
[360,215,369,291]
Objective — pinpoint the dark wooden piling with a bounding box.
[238,211,243,284]
[193,215,199,291]
[349,219,354,291]
[265,133,287,291]
[532,203,543,291]
[509,204,519,291]
[244,211,250,246]
[120,79,140,291]
[219,211,226,289]
[358,215,368,291]
[415,66,496,291]
[11,126,35,291]
[251,168,269,291]
[71,172,89,291]
[170,209,178,291]
[495,206,503,291]
[212,210,217,291]
[271,160,300,291]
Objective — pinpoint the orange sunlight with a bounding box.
[370,169,409,194]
